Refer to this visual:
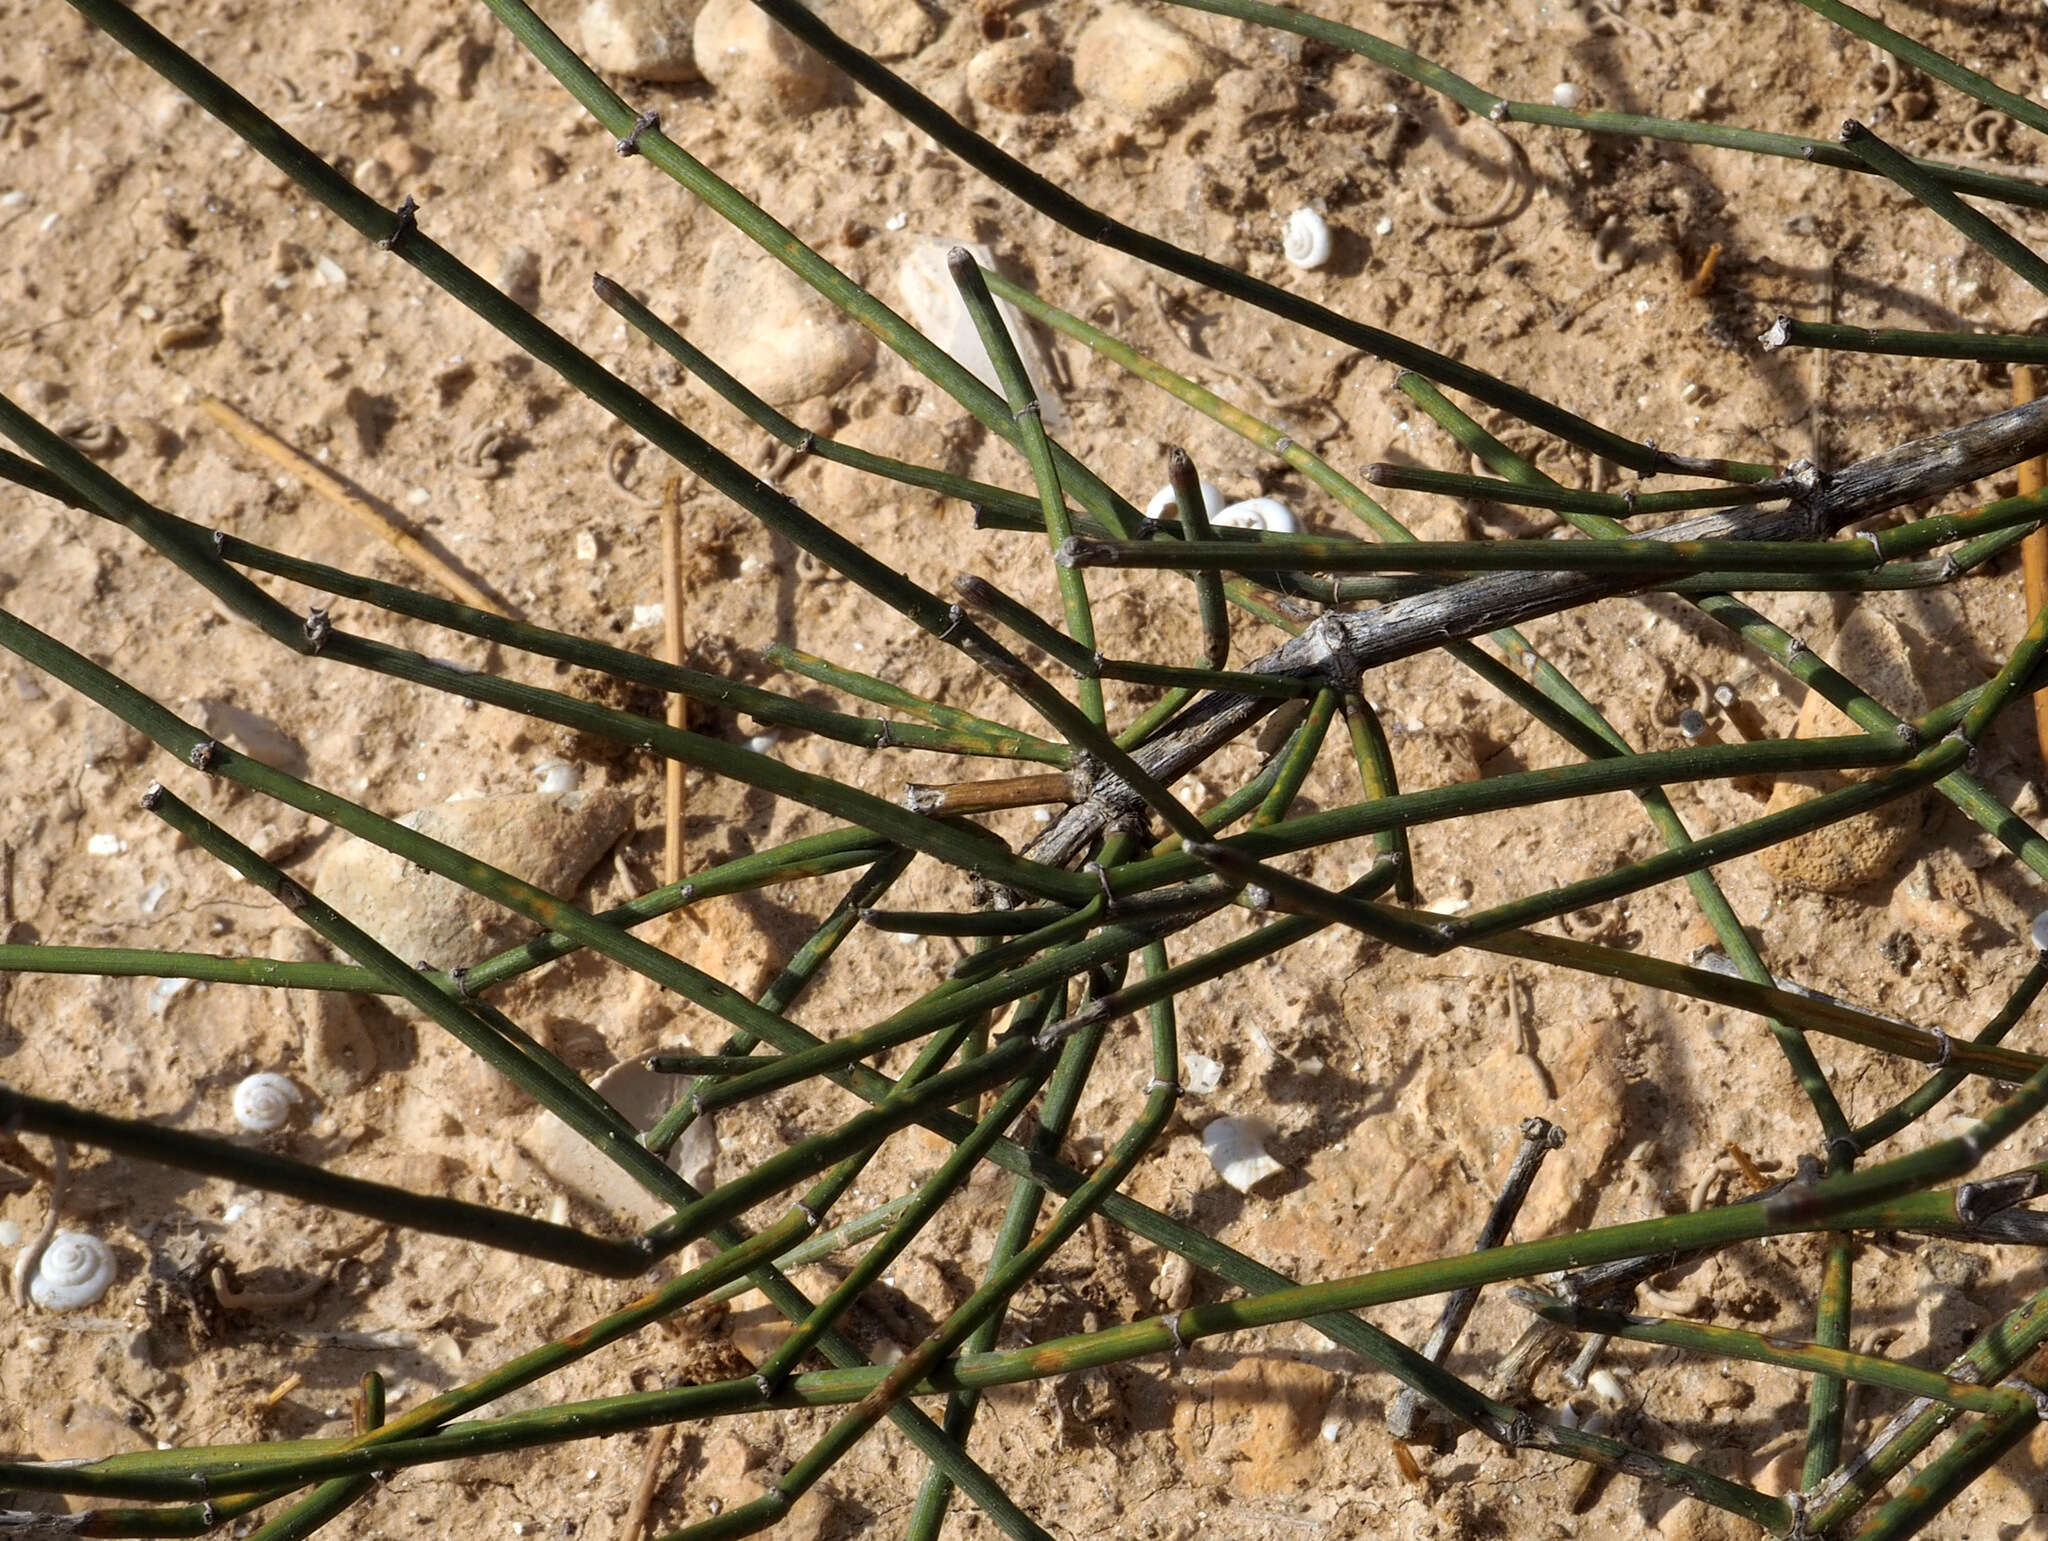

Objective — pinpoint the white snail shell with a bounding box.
[1281,207,1333,270]
[233,1072,303,1133]
[534,759,581,794]
[29,1231,117,1311]
[1213,497,1299,533]
[1145,480,1226,521]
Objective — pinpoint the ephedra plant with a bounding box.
[7,0,2048,1536]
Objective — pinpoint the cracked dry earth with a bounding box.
[6,0,2048,1537]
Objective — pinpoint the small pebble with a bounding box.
[534,759,581,794]
[967,37,1064,113]
[694,0,841,116]
[1200,1116,1286,1194]
[87,833,126,856]
[1552,81,1583,108]
[497,246,542,310]
[1072,4,1217,123]
[579,0,699,81]
[1181,1051,1224,1095]
[696,238,873,404]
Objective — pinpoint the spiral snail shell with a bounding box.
[233,1072,303,1133]
[1281,208,1333,270]
[1144,480,1226,521]
[28,1230,117,1311]
[1212,497,1299,533]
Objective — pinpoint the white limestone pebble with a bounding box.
[1073,5,1218,123]
[693,0,840,116]
[1200,1116,1286,1193]
[233,1072,303,1133]
[579,0,700,82]
[695,237,874,404]
[1181,1051,1224,1095]
[29,1232,117,1311]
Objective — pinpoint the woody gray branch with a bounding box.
[1387,1115,1566,1450]
[1021,396,2048,873]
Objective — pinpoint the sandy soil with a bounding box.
[5,0,2048,1536]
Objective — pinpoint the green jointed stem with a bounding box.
[1060,532,1886,575]
[1252,689,1337,828]
[1167,446,1232,669]
[0,1080,646,1277]
[1338,690,1416,902]
[592,274,1066,529]
[139,784,697,1224]
[1852,954,2048,1151]
[1,399,1089,902]
[762,640,1068,762]
[1764,315,2048,366]
[1157,0,2048,210]
[1512,1289,2036,1418]
[908,980,1101,1540]
[1805,1287,2048,1532]
[1364,462,1789,517]
[1806,1173,1857,1487]
[476,0,1138,534]
[643,851,915,1158]
[949,251,1107,727]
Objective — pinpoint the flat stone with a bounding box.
[693,237,875,406]
[580,0,700,81]
[517,1058,698,1225]
[694,0,842,116]
[1171,1356,1333,1493]
[315,788,635,973]
[894,237,1064,426]
[1073,5,1218,123]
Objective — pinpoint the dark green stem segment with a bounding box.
[1761,316,2048,367]
[1167,446,1232,669]
[0,1079,648,1277]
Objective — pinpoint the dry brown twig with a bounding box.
[197,395,514,618]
